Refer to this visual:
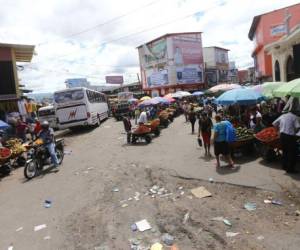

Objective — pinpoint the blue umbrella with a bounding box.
[192,91,204,96]
[0,120,9,130]
[152,97,170,104]
[215,88,265,105]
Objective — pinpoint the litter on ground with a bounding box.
[190,186,212,198]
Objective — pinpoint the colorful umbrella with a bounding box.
[215,88,265,105]
[172,91,191,98]
[192,91,204,96]
[152,96,170,104]
[252,82,285,98]
[164,93,173,99]
[273,78,300,97]
[208,84,241,93]
[163,96,176,102]
[128,98,138,103]
[140,96,151,101]
[0,120,9,130]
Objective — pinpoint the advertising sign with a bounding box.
[176,66,202,84]
[270,24,286,37]
[142,38,167,66]
[147,69,168,87]
[105,75,124,84]
[173,37,203,65]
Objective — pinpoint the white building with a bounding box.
[265,25,300,82]
[203,46,230,86]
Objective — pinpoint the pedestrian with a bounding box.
[189,106,196,134]
[33,118,42,139]
[213,115,235,169]
[134,108,140,125]
[273,97,300,174]
[198,112,213,156]
[122,115,132,144]
[16,118,29,142]
[182,101,188,122]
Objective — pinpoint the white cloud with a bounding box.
[0,0,299,92]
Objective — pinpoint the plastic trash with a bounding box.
[271,200,283,206]
[183,212,190,224]
[209,177,214,183]
[211,217,224,221]
[295,210,300,216]
[223,219,232,227]
[44,236,51,240]
[264,199,272,204]
[112,187,119,192]
[131,224,138,232]
[191,186,212,198]
[44,200,52,208]
[16,227,23,232]
[257,235,264,241]
[150,243,163,250]
[121,203,128,208]
[226,232,240,237]
[162,233,174,246]
[135,219,151,232]
[8,245,13,250]
[244,202,257,211]
[34,224,47,231]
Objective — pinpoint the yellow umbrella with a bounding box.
[140,96,151,101]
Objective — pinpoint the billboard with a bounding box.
[142,38,167,67]
[105,75,124,84]
[172,35,203,84]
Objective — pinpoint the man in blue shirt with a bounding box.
[213,115,235,168]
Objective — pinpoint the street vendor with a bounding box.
[138,108,148,124]
[273,97,300,174]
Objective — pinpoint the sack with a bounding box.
[225,121,236,143]
[197,138,203,147]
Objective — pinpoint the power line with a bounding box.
[33,4,219,63]
[37,0,163,46]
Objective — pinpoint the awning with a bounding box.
[0,42,35,62]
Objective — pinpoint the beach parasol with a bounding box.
[273,78,300,97]
[192,91,204,96]
[140,96,151,101]
[252,82,285,98]
[208,84,241,93]
[215,88,265,105]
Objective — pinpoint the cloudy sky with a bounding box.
[0,0,299,93]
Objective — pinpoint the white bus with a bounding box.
[37,105,58,130]
[54,87,109,130]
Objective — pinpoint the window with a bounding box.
[274,60,281,82]
[54,90,84,104]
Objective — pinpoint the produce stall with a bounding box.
[230,127,255,154]
[254,127,281,161]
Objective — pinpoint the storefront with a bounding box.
[266,26,300,82]
[0,43,35,119]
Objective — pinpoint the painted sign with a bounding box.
[142,38,167,66]
[147,69,168,87]
[270,24,286,37]
[176,66,203,84]
[105,75,124,84]
[173,37,203,65]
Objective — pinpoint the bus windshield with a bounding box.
[54,89,84,104]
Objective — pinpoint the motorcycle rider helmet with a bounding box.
[41,120,50,129]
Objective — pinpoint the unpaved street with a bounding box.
[1,116,300,250]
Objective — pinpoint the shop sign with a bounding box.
[270,24,286,37]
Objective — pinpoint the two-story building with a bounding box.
[203,46,230,86]
[248,3,300,82]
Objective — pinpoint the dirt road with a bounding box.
[0,116,300,250]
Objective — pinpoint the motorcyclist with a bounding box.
[38,121,59,169]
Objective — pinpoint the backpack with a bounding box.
[224,121,236,143]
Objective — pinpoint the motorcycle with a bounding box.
[131,125,152,144]
[24,138,64,179]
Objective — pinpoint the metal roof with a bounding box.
[0,42,35,62]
